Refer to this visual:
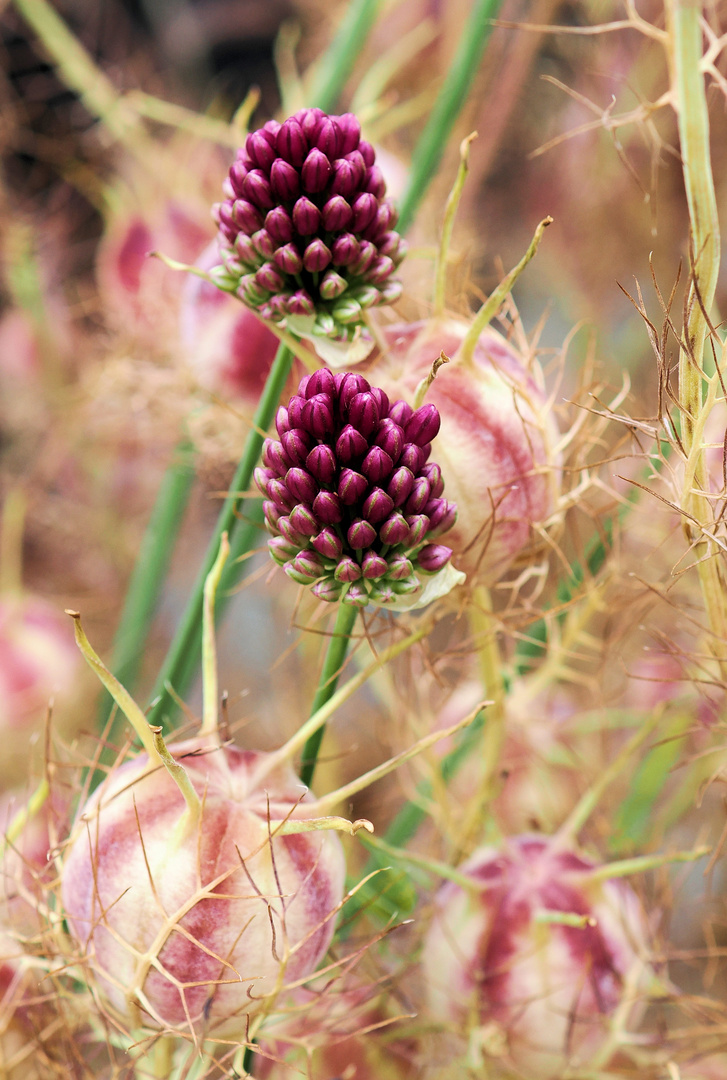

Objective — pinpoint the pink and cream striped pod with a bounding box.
[367,320,561,583]
[0,595,79,731]
[423,834,652,1078]
[60,740,346,1039]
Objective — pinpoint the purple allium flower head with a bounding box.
[211,110,405,345]
[255,370,458,606]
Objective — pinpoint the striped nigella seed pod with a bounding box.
[254,369,457,606]
[212,111,405,341]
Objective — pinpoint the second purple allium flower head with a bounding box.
[255,369,458,607]
[212,110,405,345]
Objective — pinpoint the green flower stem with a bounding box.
[299,602,359,787]
[396,0,503,234]
[308,0,385,112]
[146,344,294,726]
[94,441,194,746]
[668,0,727,673]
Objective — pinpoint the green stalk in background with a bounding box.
[146,344,294,727]
[299,603,359,787]
[308,0,385,112]
[397,0,503,234]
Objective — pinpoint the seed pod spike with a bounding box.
[66,609,160,762]
[150,726,202,835]
[200,532,230,739]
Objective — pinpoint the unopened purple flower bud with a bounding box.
[388,400,413,427]
[322,196,353,232]
[336,425,368,464]
[302,394,335,439]
[362,551,388,580]
[315,116,341,158]
[405,477,431,515]
[348,285,380,309]
[243,170,275,210]
[229,160,249,196]
[303,239,332,273]
[300,107,325,142]
[379,511,410,546]
[347,518,377,550]
[270,159,301,202]
[417,544,452,573]
[306,444,337,486]
[287,290,315,316]
[343,583,370,607]
[377,279,404,304]
[233,199,263,233]
[386,552,414,579]
[302,147,332,193]
[351,190,378,232]
[306,369,337,398]
[274,243,304,274]
[406,514,430,546]
[421,462,444,498]
[425,499,457,536]
[293,197,321,236]
[399,443,425,472]
[287,551,325,583]
[348,391,379,437]
[338,373,370,416]
[349,241,377,277]
[276,118,308,166]
[392,576,420,596]
[320,271,348,300]
[331,234,361,267]
[374,418,404,462]
[267,478,296,512]
[377,231,403,260]
[337,113,361,155]
[364,164,386,199]
[277,515,307,547]
[286,395,306,430]
[362,485,395,524]
[405,404,441,446]
[365,255,395,286]
[255,263,285,293]
[245,130,276,170]
[330,158,359,199]
[265,206,294,244]
[338,468,368,505]
[234,233,262,266]
[313,491,343,525]
[289,504,319,537]
[252,229,276,259]
[368,581,396,604]
[269,535,299,563]
[262,440,290,476]
[313,578,343,602]
[334,557,362,583]
[311,528,343,561]
[254,466,276,496]
[361,446,394,484]
[285,467,317,504]
[358,140,375,166]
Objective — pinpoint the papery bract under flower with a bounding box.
[60,740,346,1038]
[366,319,561,583]
[423,834,652,1078]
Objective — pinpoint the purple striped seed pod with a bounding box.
[212,110,404,343]
[258,369,459,606]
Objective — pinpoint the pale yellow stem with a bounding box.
[200,533,230,738]
[433,133,478,316]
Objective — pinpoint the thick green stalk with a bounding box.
[397,0,503,234]
[308,0,385,112]
[146,345,294,726]
[299,602,359,787]
[668,0,727,670]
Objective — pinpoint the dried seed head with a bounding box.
[212,110,405,350]
[368,319,562,583]
[60,742,346,1039]
[423,834,653,1078]
[255,369,462,608]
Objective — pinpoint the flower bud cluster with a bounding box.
[255,368,457,606]
[212,110,405,341]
